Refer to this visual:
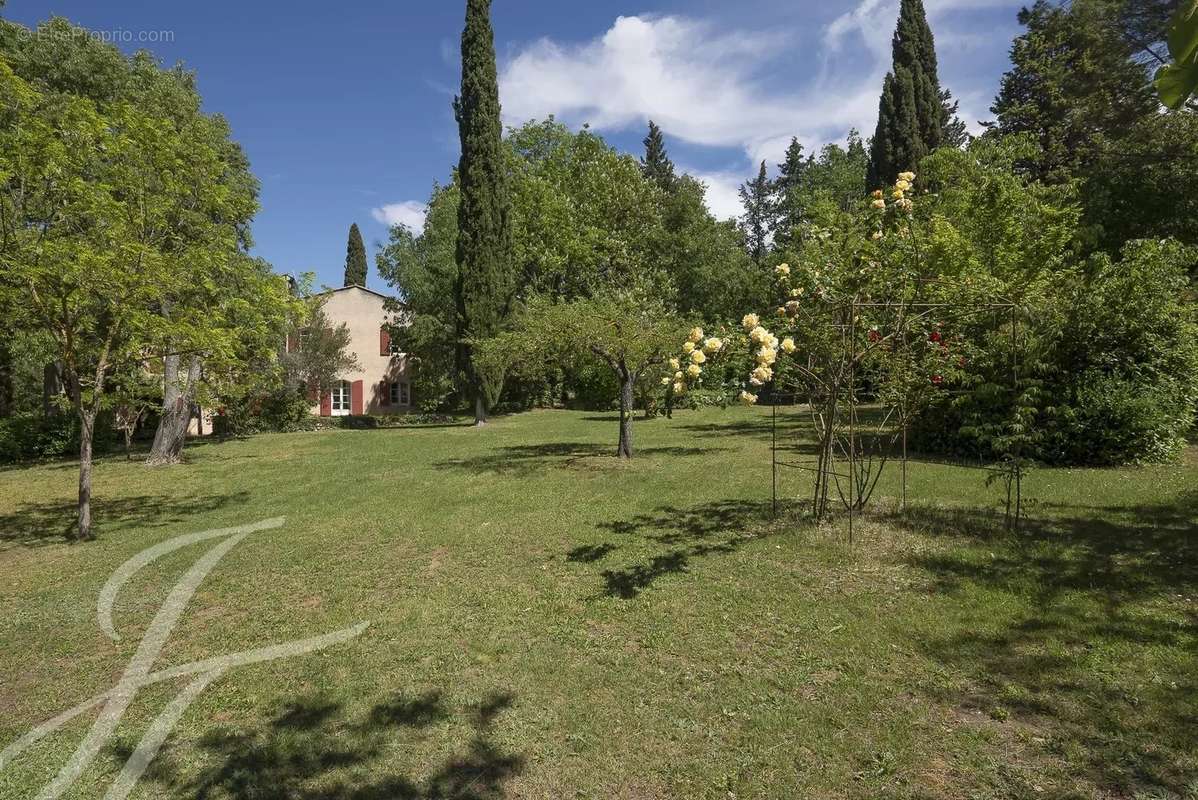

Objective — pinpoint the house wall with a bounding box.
[309,286,410,416]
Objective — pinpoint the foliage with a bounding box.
[343,222,368,287]
[1155,0,1198,109]
[454,0,515,422]
[283,298,360,396]
[988,1,1160,179]
[868,0,963,186]
[738,161,772,265]
[0,411,114,463]
[640,120,676,193]
[475,291,687,456]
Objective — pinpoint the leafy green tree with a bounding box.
[344,222,368,287]
[868,0,964,185]
[454,0,514,425]
[739,161,773,266]
[377,183,460,410]
[988,0,1159,183]
[641,120,676,193]
[0,61,196,537]
[476,292,686,458]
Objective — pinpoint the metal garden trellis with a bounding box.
[768,293,1027,542]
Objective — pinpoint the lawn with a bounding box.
[0,407,1195,799]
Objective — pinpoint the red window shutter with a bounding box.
[319,390,331,417]
[351,380,364,415]
[380,381,390,406]
[380,328,391,356]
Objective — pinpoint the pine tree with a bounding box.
[867,0,964,186]
[739,161,773,266]
[454,0,513,426]
[343,223,368,287]
[772,137,807,248]
[641,120,676,193]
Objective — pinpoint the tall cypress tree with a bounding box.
[343,223,368,287]
[454,0,513,426]
[641,120,677,193]
[867,0,964,186]
[739,161,773,266]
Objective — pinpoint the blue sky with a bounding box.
[5,0,1024,290]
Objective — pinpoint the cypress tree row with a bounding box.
[343,222,368,287]
[641,120,677,193]
[454,0,513,426]
[867,0,963,186]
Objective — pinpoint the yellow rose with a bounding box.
[898,171,916,182]
[669,358,681,370]
[750,364,773,385]
[661,376,672,386]
[777,307,787,317]
[687,363,702,378]
[892,189,905,200]
[703,337,723,354]
[742,313,759,330]
[750,325,769,343]
[871,189,884,199]
[739,390,758,406]
[690,350,706,365]
[775,263,790,276]
[756,347,776,365]
[871,199,886,209]
[688,327,704,343]
[674,371,684,381]
[781,337,796,354]
[895,179,911,192]
[682,341,695,354]
[673,381,686,395]
[790,287,804,297]
[872,230,883,240]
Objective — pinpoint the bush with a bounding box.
[0,412,115,463]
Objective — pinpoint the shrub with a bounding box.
[0,412,115,463]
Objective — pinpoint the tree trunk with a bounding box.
[0,339,12,418]
[148,354,201,466]
[473,392,487,426]
[77,406,96,541]
[617,367,634,459]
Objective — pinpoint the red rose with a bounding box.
[931,375,943,386]
[929,330,942,343]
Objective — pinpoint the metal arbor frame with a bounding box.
[769,295,1026,542]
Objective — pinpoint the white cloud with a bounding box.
[371,201,428,231]
[688,169,746,221]
[498,4,1020,173]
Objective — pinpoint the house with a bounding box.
[299,284,411,417]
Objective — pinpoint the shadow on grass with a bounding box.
[891,492,1198,794]
[0,491,251,549]
[571,499,782,599]
[121,688,522,800]
[434,442,726,476]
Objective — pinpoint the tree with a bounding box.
[772,138,807,248]
[476,292,687,458]
[0,61,194,538]
[739,161,773,266]
[989,0,1159,183]
[641,120,676,193]
[454,0,514,426]
[868,0,964,185]
[343,222,368,287]
[283,300,361,397]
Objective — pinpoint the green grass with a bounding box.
[0,407,1195,799]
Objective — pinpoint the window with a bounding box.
[389,381,410,407]
[330,381,351,416]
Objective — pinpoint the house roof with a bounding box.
[316,284,406,305]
